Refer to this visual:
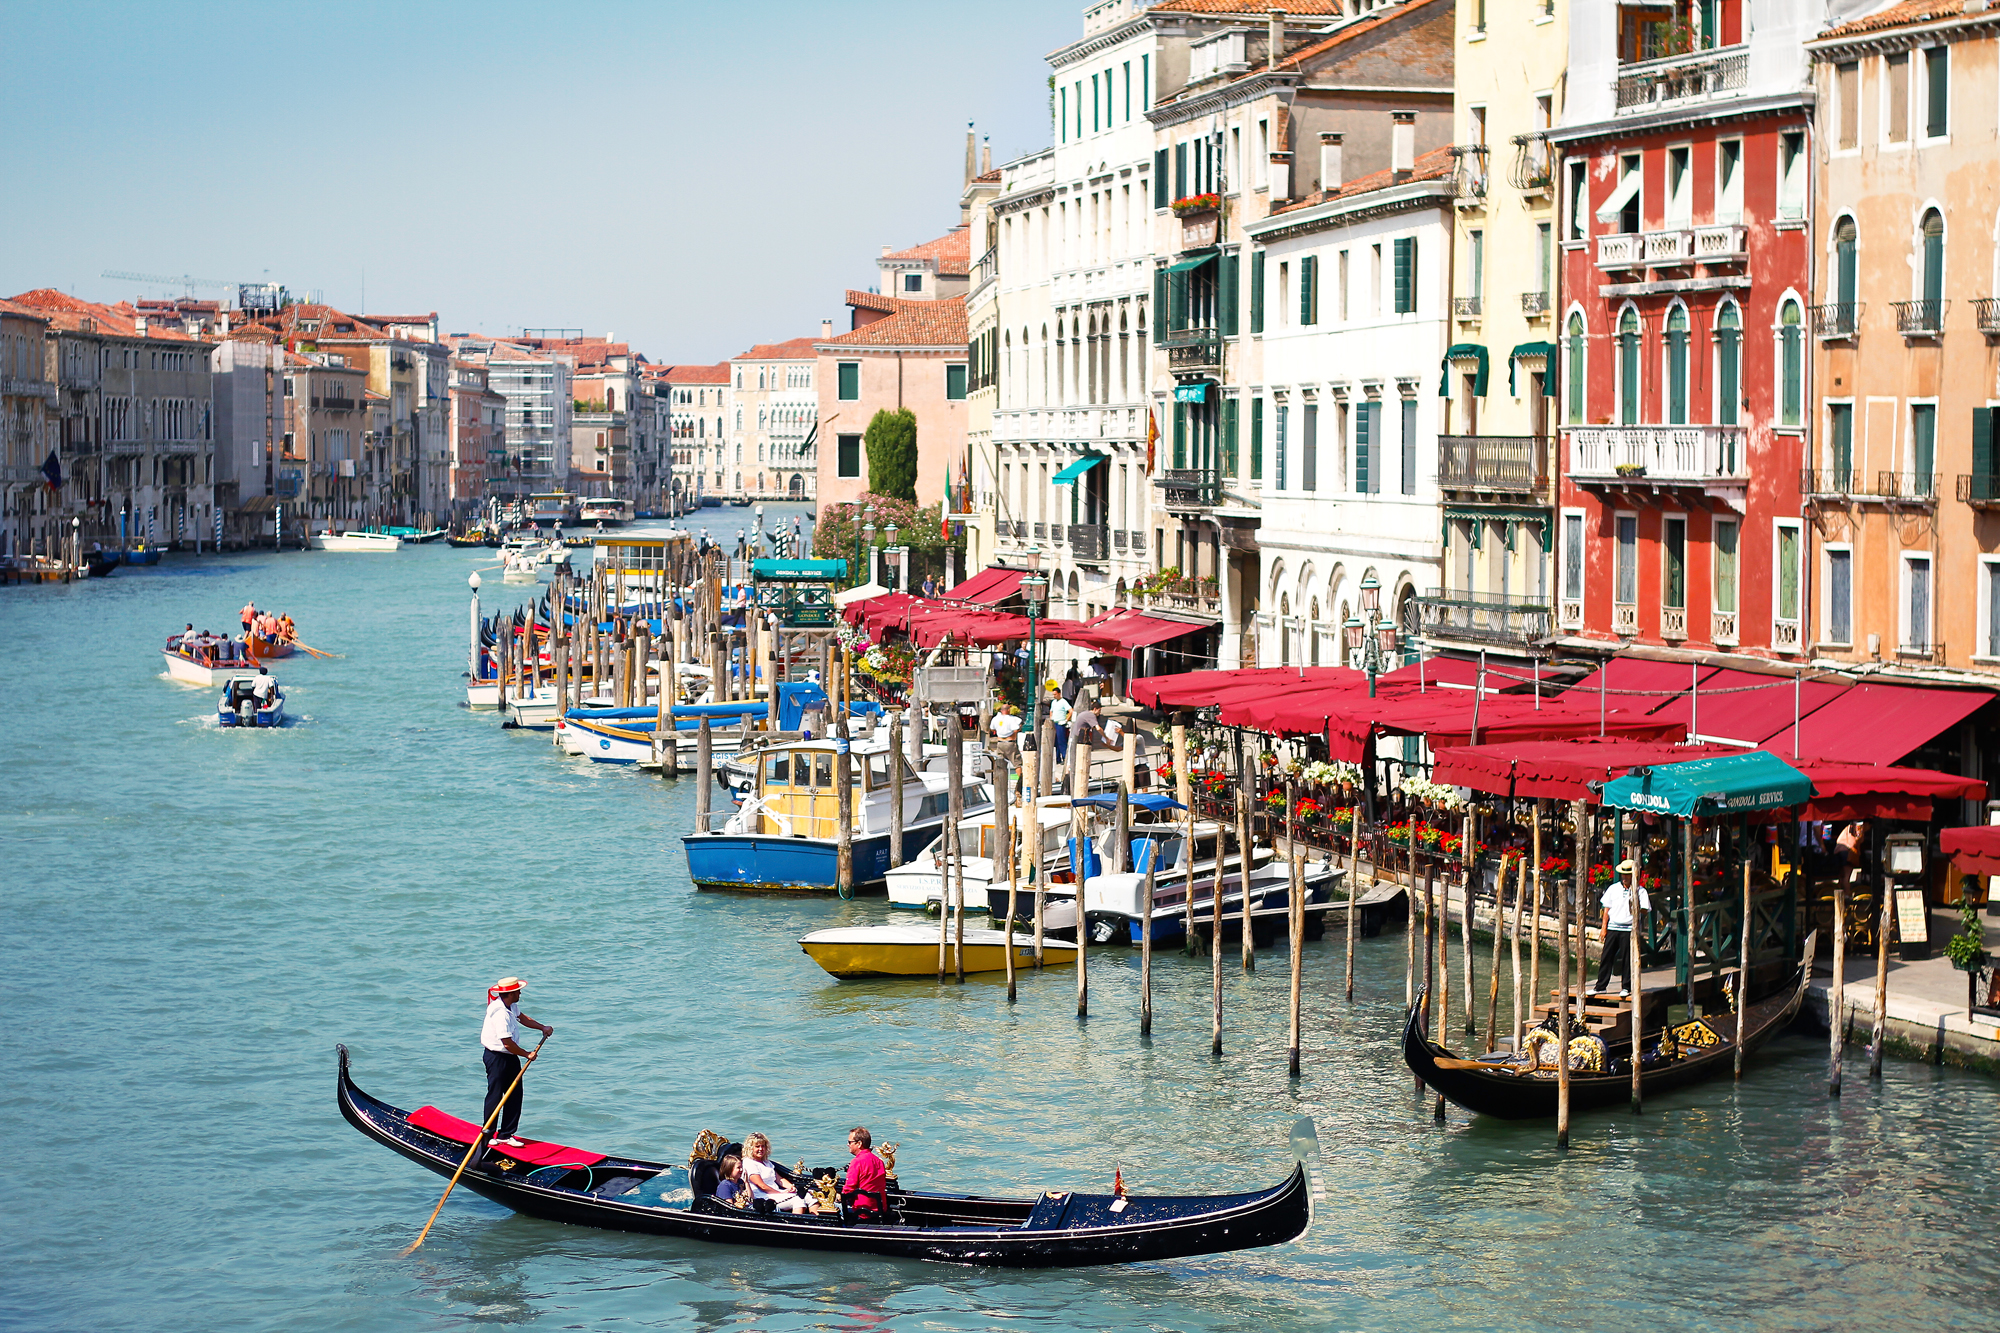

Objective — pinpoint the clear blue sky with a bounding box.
[0,0,1079,363]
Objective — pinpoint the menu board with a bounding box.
[1895,889,1929,943]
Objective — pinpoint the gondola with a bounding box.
[1402,931,1816,1120]
[336,1045,1315,1267]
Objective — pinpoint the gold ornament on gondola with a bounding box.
[1566,1034,1607,1072]
[810,1170,842,1212]
[878,1142,898,1177]
[687,1129,726,1165]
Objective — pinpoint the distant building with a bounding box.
[731,336,821,501]
[876,225,972,302]
[0,299,55,556]
[448,358,506,517]
[815,294,969,509]
[281,351,370,526]
[660,362,731,502]
[212,326,284,547]
[446,336,576,502]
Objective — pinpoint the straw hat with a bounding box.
[1615,859,1638,877]
[494,976,526,993]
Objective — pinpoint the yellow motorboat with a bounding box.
[800,925,1078,980]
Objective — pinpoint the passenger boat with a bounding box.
[683,734,992,893]
[308,531,402,552]
[555,702,767,768]
[336,1045,1314,1267]
[799,924,1077,978]
[445,529,490,548]
[245,627,295,660]
[1402,932,1817,1120]
[216,675,285,727]
[118,546,163,566]
[578,496,631,527]
[161,633,255,686]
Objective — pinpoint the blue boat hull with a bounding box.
[683,826,944,894]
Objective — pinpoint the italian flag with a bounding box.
[942,463,954,537]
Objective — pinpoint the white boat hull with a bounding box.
[466,681,501,710]
[307,532,402,552]
[162,649,249,686]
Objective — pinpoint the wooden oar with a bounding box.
[401,1031,550,1255]
[291,640,339,659]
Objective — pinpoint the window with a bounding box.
[1251,396,1264,480]
[1300,254,1318,325]
[1886,52,1910,143]
[1716,139,1743,223]
[1617,153,1642,234]
[1715,302,1741,425]
[1615,515,1638,606]
[1666,146,1692,228]
[1665,304,1689,424]
[1663,516,1686,611]
[1778,132,1807,219]
[1175,142,1187,199]
[1536,223,1552,298]
[1910,403,1937,494]
[1826,548,1853,645]
[1567,161,1587,240]
[1714,519,1739,615]
[1562,512,1584,602]
[1834,217,1858,309]
[1920,209,1945,305]
[1355,400,1377,494]
[945,364,967,400]
[1904,554,1933,650]
[1338,250,1351,321]
[1273,403,1289,488]
[1091,72,1099,133]
[1154,148,1168,207]
[1777,523,1801,625]
[1566,311,1586,424]
[903,273,923,293]
[1986,559,2000,658]
[1468,230,1484,300]
[837,362,860,401]
[1828,402,1854,489]
[1778,301,1803,426]
[1250,250,1265,333]
[1924,45,1949,138]
[1618,307,1641,425]
[1836,61,1860,149]
[836,433,861,478]
[1400,397,1418,495]
[1301,404,1318,491]
[1392,237,1417,313]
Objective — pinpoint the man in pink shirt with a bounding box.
[840,1126,888,1220]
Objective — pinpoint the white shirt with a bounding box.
[743,1155,792,1199]
[481,997,522,1052]
[1600,882,1651,931]
[990,712,1022,740]
[252,677,274,701]
[1049,698,1073,727]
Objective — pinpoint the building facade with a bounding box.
[0,300,55,556]
[814,295,969,509]
[212,328,283,546]
[662,362,731,503]
[731,337,821,501]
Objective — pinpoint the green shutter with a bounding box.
[1169,267,1189,331]
[1154,265,1168,325]
[1975,407,1998,481]
[1174,143,1187,201]
[945,364,967,400]
[1927,46,1949,137]
[1219,253,1239,336]
[1831,403,1854,487]
[1251,397,1264,481]
[1299,255,1316,326]
[1154,149,1168,207]
[1172,401,1187,469]
[1393,237,1416,313]
[1355,402,1372,494]
[837,362,859,400]
[1923,225,1945,304]
[1221,397,1239,477]
[1250,250,1265,334]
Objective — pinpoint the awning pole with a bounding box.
[1600,657,1607,738]
[1793,668,1802,760]
[1691,663,1699,742]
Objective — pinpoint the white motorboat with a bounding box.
[799,924,1076,979]
[307,531,402,552]
[216,675,285,727]
[883,797,1078,911]
[161,633,255,686]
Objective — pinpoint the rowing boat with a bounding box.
[336,1044,1314,1266]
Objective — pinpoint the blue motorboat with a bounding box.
[217,674,285,727]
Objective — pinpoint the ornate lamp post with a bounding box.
[1021,544,1047,720]
[857,512,876,589]
[884,522,903,594]
[1344,572,1397,698]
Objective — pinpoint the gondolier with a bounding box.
[1594,859,1649,996]
[480,977,554,1148]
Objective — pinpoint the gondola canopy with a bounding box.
[1600,750,1813,818]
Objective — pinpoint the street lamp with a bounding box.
[1345,571,1396,698]
[1020,544,1046,718]
[885,522,901,593]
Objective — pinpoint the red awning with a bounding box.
[845,591,917,630]
[905,608,1031,648]
[1128,667,1358,710]
[946,566,1027,604]
[1642,669,1850,746]
[1568,659,1721,716]
[1220,679,1387,733]
[1066,610,1211,656]
[1791,681,1993,764]
[1316,693,1685,762]
[1376,655,1507,691]
[1789,761,1985,823]
[1431,738,1747,802]
[1942,825,2000,876]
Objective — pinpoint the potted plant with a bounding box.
[1170,192,1222,216]
[1946,899,1988,972]
[1615,463,1647,478]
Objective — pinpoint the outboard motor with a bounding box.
[239,699,256,725]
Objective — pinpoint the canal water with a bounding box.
[6,529,1999,1333]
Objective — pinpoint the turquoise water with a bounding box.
[5,533,2000,1333]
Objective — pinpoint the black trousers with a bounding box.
[1595,927,1633,993]
[483,1049,523,1140]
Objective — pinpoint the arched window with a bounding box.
[1920,208,1945,306]
[1618,307,1641,426]
[1565,311,1586,424]
[1834,217,1858,311]
[1714,301,1741,426]
[1664,303,1689,424]
[1779,300,1804,426]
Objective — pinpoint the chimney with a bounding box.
[881,244,892,257]
[134,314,148,337]
[982,136,992,174]
[1267,9,1284,68]
[1319,132,1344,193]
[1269,151,1294,201]
[965,121,977,189]
[606,332,615,342]
[1391,110,1416,181]
[821,319,833,339]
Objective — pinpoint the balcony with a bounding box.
[1158,326,1222,373]
[973,244,998,295]
[1958,474,2000,509]
[1615,44,1750,113]
[1661,606,1688,641]
[1876,470,1939,503]
[1520,291,1551,318]
[1438,434,1549,494]
[1812,303,1860,339]
[1070,522,1110,562]
[1450,145,1489,202]
[1413,592,1553,649]
[1613,603,1639,635]
[1566,425,1749,494]
[1452,296,1483,320]
[1893,299,1946,337]
[1508,134,1551,193]
[1155,467,1220,511]
[1596,234,1644,270]
[1691,224,1747,262]
[1644,229,1694,265]
[1976,298,2000,336]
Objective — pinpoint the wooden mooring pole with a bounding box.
[1735,859,1752,1080]
[999,758,1018,1004]
[1238,788,1255,974]
[1462,810,1478,1034]
[1829,885,1847,1096]
[1345,804,1361,1002]
[1211,791,1224,1057]
[888,710,906,870]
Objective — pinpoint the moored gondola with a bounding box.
[1402,931,1816,1120]
[336,1045,1313,1267]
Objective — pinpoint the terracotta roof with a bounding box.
[0,298,50,324]
[659,362,731,384]
[1818,1,1985,39]
[975,168,1001,183]
[6,288,206,341]
[820,295,967,348]
[882,225,971,275]
[225,324,281,344]
[1150,0,1347,14]
[1262,0,1448,76]
[846,289,899,315]
[733,336,820,362]
[1269,145,1455,216]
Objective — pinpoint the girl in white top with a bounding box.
[741,1132,808,1213]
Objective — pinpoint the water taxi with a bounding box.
[162,632,255,686]
[307,530,402,552]
[881,797,1078,911]
[216,675,285,727]
[683,734,991,893]
[578,496,631,527]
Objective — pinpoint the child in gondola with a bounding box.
[714,1155,748,1205]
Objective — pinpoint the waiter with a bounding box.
[481,977,554,1148]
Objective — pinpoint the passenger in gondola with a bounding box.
[836,1126,887,1220]
[742,1133,808,1214]
[713,1155,747,1205]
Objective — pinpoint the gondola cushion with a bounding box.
[406,1104,607,1166]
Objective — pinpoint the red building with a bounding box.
[1551,0,1818,659]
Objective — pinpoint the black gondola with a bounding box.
[1401,931,1816,1121]
[337,1046,1315,1267]
[83,550,120,578]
